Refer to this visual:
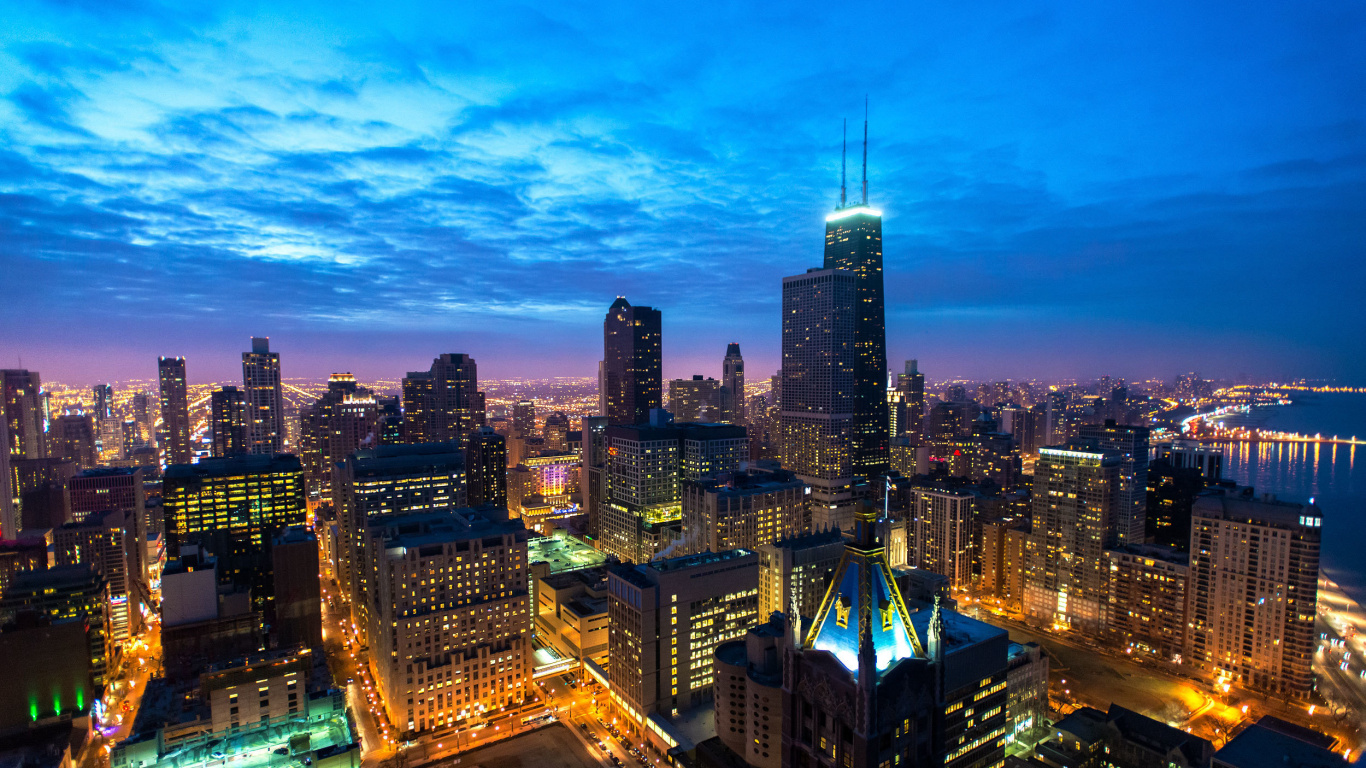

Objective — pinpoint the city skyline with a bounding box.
[4,2,1366,384]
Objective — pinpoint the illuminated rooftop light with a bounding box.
[826,205,883,222]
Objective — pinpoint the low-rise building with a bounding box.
[1006,641,1049,747]
[535,567,609,665]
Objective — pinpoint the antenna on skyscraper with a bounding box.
[840,119,847,209]
[861,96,868,205]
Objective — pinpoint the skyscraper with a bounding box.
[780,268,857,529]
[298,373,378,501]
[603,297,662,426]
[890,359,925,438]
[209,386,248,457]
[92,384,113,422]
[1023,443,1122,633]
[822,132,889,479]
[465,426,508,508]
[2,369,47,462]
[512,399,536,437]
[158,356,192,465]
[667,375,722,422]
[0,418,13,539]
[722,342,745,424]
[242,338,284,455]
[1079,419,1149,548]
[401,354,484,446]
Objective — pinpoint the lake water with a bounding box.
[1210,392,1366,603]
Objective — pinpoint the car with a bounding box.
[273,748,288,755]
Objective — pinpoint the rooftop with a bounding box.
[1213,720,1343,768]
[373,508,526,551]
[165,453,302,479]
[528,533,608,574]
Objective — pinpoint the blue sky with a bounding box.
[2,0,1364,385]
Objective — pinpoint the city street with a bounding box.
[320,580,396,768]
[81,619,162,768]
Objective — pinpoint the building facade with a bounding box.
[210,386,248,458]
[756,528,845,623]
[158,357,192,465]
[682,468,808,555]
[242,338,285,455]
[603,298,663,426]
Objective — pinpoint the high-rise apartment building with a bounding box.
[1079,420,1149,548]
[607,549,759,722]
[162,453,305,615]
[755,527,845,622]
[722,343,746,424]
[1023,443,1122,633]
[780,268,857,529]
[601,417,748,563]
[332,442,467,641]
[363,509,530,736]
[242,338,284,455]
[911,484,976,591]
[154,359,190,466]
[299,373,378,501]
[209,386,248,457]
[68,468,148,602]
[402,354,484,446]
[603,298,662,426]
[823,199,889,480]
[465,426,508,509]
[1103,546,1188,661]
[1187,487,1320,698]
[2,369,46,463]
[580,416,609,539]
[681,468,808,555]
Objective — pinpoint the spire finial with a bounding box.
[861,97,868,205]
[840,119,847,208]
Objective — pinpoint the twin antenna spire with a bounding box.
[839,98,869,209]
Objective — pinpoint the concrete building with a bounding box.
[1187,487,1320,698]
[535,567,609,665]
[756,528,845,623]
[0,565,110,688]
[910,483,975,591]
[713,613,789,768]
[682,468,807,556]
[331,442,466,641]
[608,549,759,725]
[54,508,145,645]
[669,376,723,423]
[1103,545,1189,661]
[362,509,530,736]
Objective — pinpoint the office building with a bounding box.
[2,369,46,465]
[911,484,975,591]
[782,500,1009,768]
[363,509,530,735]
[92,383,113,423]
[465,426,508,508]
[608,549,759,724]
[242,338,284,454]
[543,411,571,453]
[0,565,110,687]
[512,399,536,437]
[682,468,807,555]
[780,268,857,529]
[822,189,890,480]
[601,416,747,563]
[756,527,844,622]
[603,297,663,426]
[1023,443,1122,633]
[581,415,609,539]
[669,375,723,422]
[402,354,485,446]
[1006,642,1050,746]
[890,360,925,438]
[49,413,97,470]
[163,454,306,615]
[298,373,378,501]
[722,343,746,424]
[272,526,322,649]
[55,506,145,645]
[1103,545,1189,661]
[158,357,192,465]
[713,613,789,768]
[1187,487,1320,698]
[209,386,248,457]
[1079,420,1150,548]
[331,442,466,640]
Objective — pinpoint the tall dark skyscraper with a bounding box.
[210,386,248,458]
[158,357,192,465]
[402,354,484,446]
[602,297,662,426]
[890,359,925,438]
[722,342,745,424]
[2,369,46,462]
[822,129,889,479]
[242,337,284,454]
[92,384,113,422]
[465,426,508,508]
